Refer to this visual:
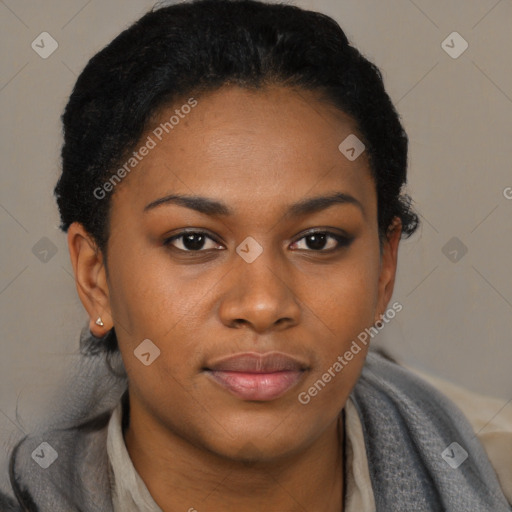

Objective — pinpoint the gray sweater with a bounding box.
[2,347,511,511]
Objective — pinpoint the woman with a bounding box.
[3,0,511,510]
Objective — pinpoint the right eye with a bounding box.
[163,231,224,252]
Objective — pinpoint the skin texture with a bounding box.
[67,85,401,511]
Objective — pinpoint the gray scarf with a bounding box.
[4,332,510,511]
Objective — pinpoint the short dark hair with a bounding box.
[55,0,420,355]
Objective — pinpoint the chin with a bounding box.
[216,438,297,465]
[198,421,308,464]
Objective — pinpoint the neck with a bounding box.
[123,397,344,512]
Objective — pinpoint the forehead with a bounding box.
[111,85,376,220]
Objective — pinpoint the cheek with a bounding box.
[319,247,381,331]
[304,243,380,387]
[106,249,212,378]
[106,239,187,329]
[296,261,379,418]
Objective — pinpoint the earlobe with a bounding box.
[374,218,402,324]
[67,222,112,337]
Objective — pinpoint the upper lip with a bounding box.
[205,352,308,373]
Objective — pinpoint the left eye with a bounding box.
[291,232,350,252]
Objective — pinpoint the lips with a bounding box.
[204,352,308,401]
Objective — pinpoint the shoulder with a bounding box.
[351,350,511,509]
[407,364,512,505]
[0,491,21,512]
[7,410,114,512]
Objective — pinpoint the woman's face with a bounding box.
[72,85,400,461]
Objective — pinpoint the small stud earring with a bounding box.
[95,317,104,327]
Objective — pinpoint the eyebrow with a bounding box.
[144,192,364,217]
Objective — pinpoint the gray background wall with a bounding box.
[1,0,511,495]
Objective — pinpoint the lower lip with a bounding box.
[206,370,305,401]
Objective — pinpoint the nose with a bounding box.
[218,249,301,334]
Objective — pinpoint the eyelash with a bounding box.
[163,230,353,254]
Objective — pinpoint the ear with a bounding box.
[67,222,112,337]
[374,217,402,324]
